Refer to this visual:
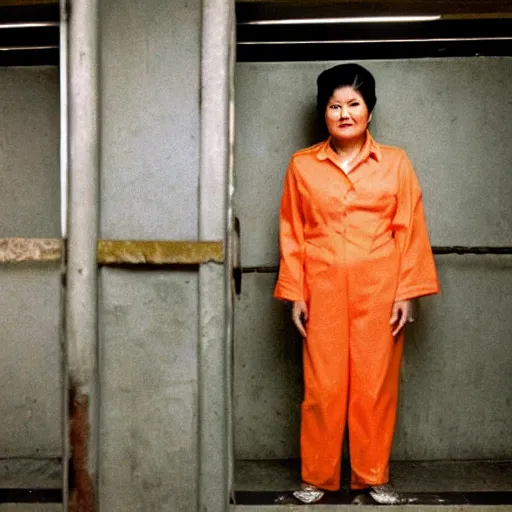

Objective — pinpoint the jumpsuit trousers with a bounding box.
[302,236,403,490]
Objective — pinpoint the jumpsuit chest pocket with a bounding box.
[351,189,397,218]
[306,179,349,218]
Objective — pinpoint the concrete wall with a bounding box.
[233,58,512,461]
[0,68,61,459]
[99,269,198,511]
[0,68,60,239]
[99,0,201,510]
[100,0,199,241]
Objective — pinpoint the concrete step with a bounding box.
[235,459,512,493]
[232,490,512,507]
[0,460,61,490]
[233,460,512,510]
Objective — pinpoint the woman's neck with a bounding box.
[330,134,366,161]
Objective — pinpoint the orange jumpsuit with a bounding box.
[274,132,439,491]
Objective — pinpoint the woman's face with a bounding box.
[324,86,371,143]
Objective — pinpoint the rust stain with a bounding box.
[97,240,224,265]
[69,390,95,512]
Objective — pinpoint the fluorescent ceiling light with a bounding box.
[0,45,58,51]
[239,36,511,45]
[241,16,442,25]
[0,22,59,29]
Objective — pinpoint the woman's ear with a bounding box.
[368,112,373,123]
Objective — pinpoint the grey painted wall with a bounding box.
[0,68,61,459]
[100,0,200,241]
[234,257,512,460]
[99,0,201,510]
[99,269,198,511]
[0,265,62,457]
[0,67,60,238]
[234,58,512,266]
[233,58,512,461]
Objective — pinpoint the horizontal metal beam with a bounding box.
[432,246,512,255]
[0,238,63,263]
[239,247,512,274]
[0,239,225,265]
[2,239,509,265]
[97,240,224,265]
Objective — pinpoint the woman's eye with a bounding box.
[350,102,360,107]
[329,105,340,109]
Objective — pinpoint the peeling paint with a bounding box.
[0,238,63,263]
[0,238,225,266]
[69,390,95,512]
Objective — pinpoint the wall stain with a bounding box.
[69,389,95,512]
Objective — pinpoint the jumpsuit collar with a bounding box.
[316,131,381,174]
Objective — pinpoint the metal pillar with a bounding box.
[59,2,69,509]
[198,0,236,509]
[65,0,99,509]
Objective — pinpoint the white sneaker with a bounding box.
[369,484,403,505]
[293,485,325,504]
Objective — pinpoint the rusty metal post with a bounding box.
[65,0,99,510]
[198,0,236,509]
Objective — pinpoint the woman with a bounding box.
[274,63,439,504]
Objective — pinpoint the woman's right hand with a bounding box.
[292,301,308,338]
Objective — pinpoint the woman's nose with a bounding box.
[340,105,350,118]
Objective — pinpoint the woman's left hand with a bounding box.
[390,300,415,337]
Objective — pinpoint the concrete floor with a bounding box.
[0,459,510,510]
[235,459,512,492]
[233,506,512,511]
[234,460,512,511]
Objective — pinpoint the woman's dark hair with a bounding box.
[316,63,377,117]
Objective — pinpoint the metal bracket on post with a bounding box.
[233,217,242,295]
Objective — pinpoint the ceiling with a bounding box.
[0,2,58,66]
[0,0,510,66]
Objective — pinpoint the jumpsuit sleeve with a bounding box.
[274,160,305,302]
[392,152,440,302]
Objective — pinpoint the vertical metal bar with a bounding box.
[59,2,69,509]
[226,14,237,502]
[198,0,235,510]
[66,0,99,509]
